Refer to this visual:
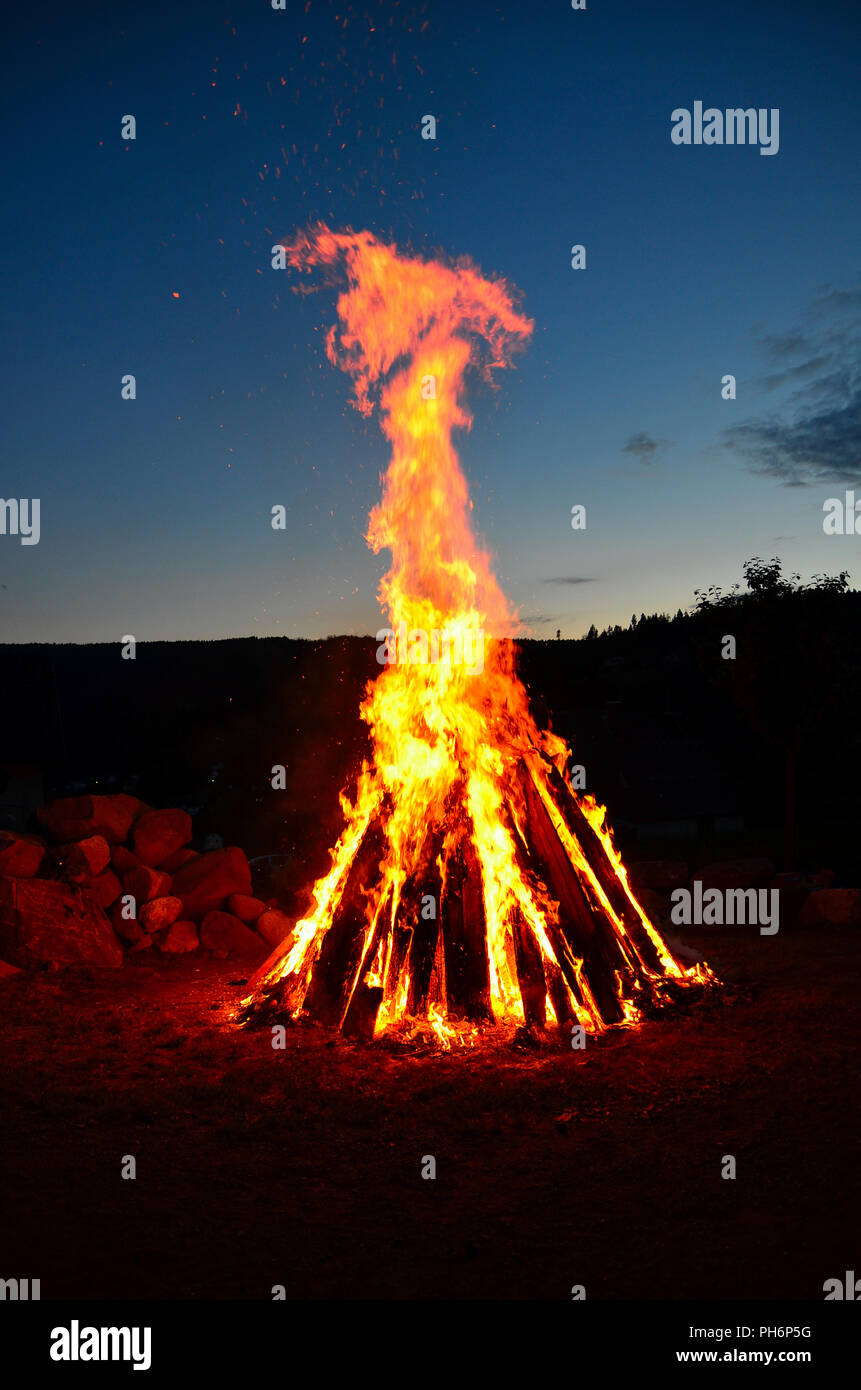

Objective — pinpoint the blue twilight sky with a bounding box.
[1,0,859,642]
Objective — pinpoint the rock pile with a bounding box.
[0,794,292,972]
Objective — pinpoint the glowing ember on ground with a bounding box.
[239,226,716,1046]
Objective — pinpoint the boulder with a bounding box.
[255,908,293,948]
[139,895,184,934]
[171,847,252,921]
[0,831,45,879]
[227,893,267,924]
[798,889,861,927]
[58,834,111,882]
[809,868,835,889]
[110,900,148,946]
[696,858,775,892]
[200,910,265,958]
[37,793,147,846]
[159,847,198,874]
[132,808,193,868]
[111,845,143,876]
[88,868,122,910]
[628,860,688,893]
[122,866,172,906]
[128,933,153,953]
[0,876,123,970]
[157,920,199,954]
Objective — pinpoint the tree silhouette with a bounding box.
[692,557,850,868]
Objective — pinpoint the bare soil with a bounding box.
[0,925,857,1300]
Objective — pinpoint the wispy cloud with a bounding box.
[517,612,555,628]
[724,286,861,487]
[541,576,595,586]
[621,430,672,470]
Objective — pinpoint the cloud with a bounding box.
[723,398,861,487]
[725,286,861,486]
[517,612,555,628]
[541,576,595,586]
[621,430,671,469]
[759,355,831,392]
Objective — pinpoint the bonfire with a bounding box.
[240,226,715,1045]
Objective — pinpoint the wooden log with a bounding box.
[340,816,444,1033]
[517,762,627,1024]
[500,807,592,1026]
[406,834,446,1017]
[538,756,666,975]
[543,960,578,1031]
[441,827,491,1021]
[339,882,390,1034]
[242,815,377,1004]
[302,820,386,1026]
[341,983,384,1040]
[512,908,546,1028]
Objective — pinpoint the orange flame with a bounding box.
[241,226,714,1043]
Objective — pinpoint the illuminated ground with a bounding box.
[0,924,856,1300]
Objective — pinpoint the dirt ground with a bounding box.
[0,924,857,1301]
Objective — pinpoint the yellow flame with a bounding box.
[241,226,715,1040]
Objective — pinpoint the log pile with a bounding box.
[0,794,290,972]
[241,751,714,1043]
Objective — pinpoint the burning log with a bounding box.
[302,842,380,1024]
[511,909,547,1030]
[538,756,669,976]
[517,761,629,1024]
[441,827,492,1023]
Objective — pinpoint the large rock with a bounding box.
[37,793,147,845]
[122,866,172,906]
[798,889,861,927]
[228,893,267,924]
[255,908,293,948]
[111,844,143,876]
[88,868,122,910]
[809,868,835,888]
[132,808,193,868]
[200,910,264,957]
[171,847,252,921]
[696,858,775,891]
[139,895,183,934]
[0,877,123,970]
[0,831,45,879]
[109,900,148,946]
[157,920,199,954]
[159,847,198,874]
[58,835,111,882]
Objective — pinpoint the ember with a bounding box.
[240,226,716,1045]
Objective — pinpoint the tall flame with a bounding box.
[242,226,713,1046]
